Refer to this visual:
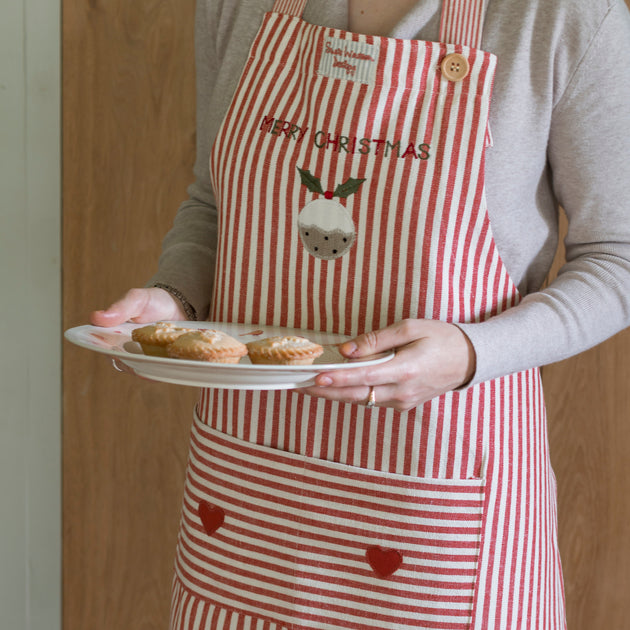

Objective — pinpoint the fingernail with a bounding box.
[341,341,358,356]
[317,376,333,386]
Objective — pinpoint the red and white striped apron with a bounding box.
[171,1,567,628]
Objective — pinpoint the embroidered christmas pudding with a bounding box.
[297,167,365,260]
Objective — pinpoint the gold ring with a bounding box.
[366,386,376,408]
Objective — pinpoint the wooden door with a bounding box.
[544,212,630,628]
[546,337,630,627]
[62,1,198,628]
[62,2,630,629]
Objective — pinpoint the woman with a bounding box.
[92,0,630,627]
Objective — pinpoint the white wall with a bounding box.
[0,0,61,628]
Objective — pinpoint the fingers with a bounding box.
[90,288,186,327]
[111,358,137,375]
[338,319,429,358]
[307,344,419,410]
[315,342,412,389]
[90,289,147,326]
[300,383,373,406]
[299,380,412,412]
[90,307,133,327]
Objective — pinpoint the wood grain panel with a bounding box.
[546,337,630,628]
[62,1,197,628]
[544,211,630,629]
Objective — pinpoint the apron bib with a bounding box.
[171,1,567,628]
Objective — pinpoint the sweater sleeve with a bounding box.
[146,0,220,321]
[459,0,630,385]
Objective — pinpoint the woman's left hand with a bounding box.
[299,319,476,412]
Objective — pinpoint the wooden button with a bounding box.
[441,53,469,81]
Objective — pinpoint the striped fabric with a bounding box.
[171,2,567,629]
[206,13,502,477]
[171,578,287,630]
[439,0,487,49]
[271,0,308,18]
[173,418,485,630]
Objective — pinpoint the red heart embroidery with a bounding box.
[366,546,403,578]
[198,501,225,536]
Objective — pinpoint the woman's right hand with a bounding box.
[89,287,187,328]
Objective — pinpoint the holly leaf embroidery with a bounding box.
[297,167,324,195]
[333,176,366,198]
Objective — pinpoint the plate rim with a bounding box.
[63,322,395,387]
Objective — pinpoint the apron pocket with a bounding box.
[175,413,485,630]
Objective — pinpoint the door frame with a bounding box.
[0,0,61,628]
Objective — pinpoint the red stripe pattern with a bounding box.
[171,5,567,629]
[206,10,501,480]
[439,0,487,49]
[271,0,308,17]
[173,418,485,630]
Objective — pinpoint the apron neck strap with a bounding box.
[439,0,488,48]
[271,0,308,17]
[271,0,488,48]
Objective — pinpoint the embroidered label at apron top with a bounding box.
[318,35,379,84]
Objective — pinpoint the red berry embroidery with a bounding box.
[297,167,366,199]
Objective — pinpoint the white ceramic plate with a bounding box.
[64,322,394,390]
